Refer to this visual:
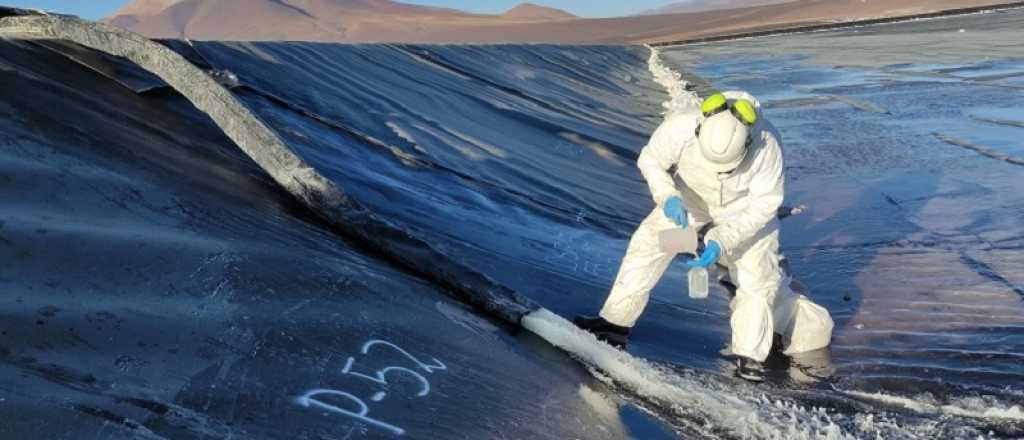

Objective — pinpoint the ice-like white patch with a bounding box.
[437,125,509,159]
[577,384,621,427]
[386,119,507,161]
[385,121,419,147]
[558,132,626,165]
[522,309,995,438]
[842,390,1024,421]
[513,68,538,81]
[234,42,283,65]
[645,45,702,116]
[522,308,855,440]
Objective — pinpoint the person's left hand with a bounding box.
[687,240,721,269]
[662,196,688,228]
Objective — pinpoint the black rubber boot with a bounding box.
[736,357,766,382]
[573,316,631,349]
[770,333,785,354]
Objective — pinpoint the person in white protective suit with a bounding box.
[575,91,833,382]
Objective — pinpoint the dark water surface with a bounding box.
[0,33,684,439]
[660,4,1024,420]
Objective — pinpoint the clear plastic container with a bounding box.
[688,267,709,299]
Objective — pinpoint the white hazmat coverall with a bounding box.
[599,91,833,362]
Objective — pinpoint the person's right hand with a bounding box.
[662,196,688,228]
[687,240,721,269]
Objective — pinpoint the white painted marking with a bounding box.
[297,339,448,436]
[296,389,405,436]
[362,340,447,373]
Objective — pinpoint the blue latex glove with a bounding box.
[662,196,688,228]
[687,241,721,269]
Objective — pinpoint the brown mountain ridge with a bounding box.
[104,0,1013,43]
[501,3,576,20]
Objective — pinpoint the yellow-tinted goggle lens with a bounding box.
[730,99,758,126]
[701,93,728,117]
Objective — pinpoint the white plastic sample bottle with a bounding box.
[688,266,709,299]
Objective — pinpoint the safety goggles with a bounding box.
[700,93,758,126]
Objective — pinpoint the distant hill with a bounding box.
[641,0,797,15]
[104,0,577,41]
[105,0,179,28]
[502,3,576,20]
[104,0,1014,43]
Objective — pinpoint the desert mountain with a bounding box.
[641,0,796,15]
[110,0,180,16]
[105,0,1011,43]
[502,3,576,20]
[105,0,180,28]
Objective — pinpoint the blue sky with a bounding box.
[4,1,125,19]
[3,0,687,20]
